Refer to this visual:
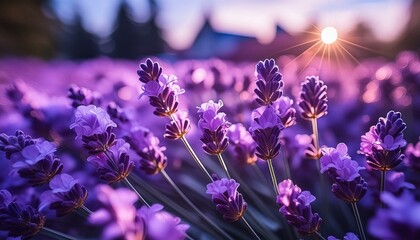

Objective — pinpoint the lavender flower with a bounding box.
[107,101,128,123]
[360,111,407,171]
[68,84,102,108]
[328,232,359,240]
[404,138,420,171]
[206,176,247,222]
[320,143,367,202]
[0,190,45,239]
[227,123,257,165]
[298,76,328,119]
[249,106,283,160]
[87,139,134,183]
[138,204,190,240]
[0,130,34,160]
[70,105,117,140]
[254,59,283,106]
[137,59,184,117]
[164,110,191,140]
[40,174,88,217]
[273,96,297,128]
[16,154,64,187]
[89,185,144,240]
[127,126,167,175]
[197,100,231,155]
[277,179,322,234]
[368,191,420,240]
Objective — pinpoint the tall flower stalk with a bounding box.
[359,111,406,199]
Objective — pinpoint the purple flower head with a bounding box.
[368,191,420,240]
[10,139,56,166]
[385,171,415,194]
[68,84,102,108]
[374,111,407,151]
[273,96,297,128]
[298,76,328,120]
[249,106,283,132]
[127,126,167,175]
[0,190,13,208]
[227,123,257,165]
[404,138,420,170]
[16,154,64,187]
[138,204,189,240]
[0,190,46,239]
[40,174,88,217]
[107,102,129,123]
[0,130,34,160]
[89,185,144,240]
[87,139,134,183]
[276,179,322,234]
[366,147,404,171]
[254,58,283,106]
[70,105,117,140]
[197,100,231,155]
[206,177,247,222]
[359,126,381,156]
[320,143,365,182]
[141,74,185,98]
[164,110,191,140]
[137,58,163,84]
[197,100,230,132]
[331,177,367,203]
[328,232,359,240]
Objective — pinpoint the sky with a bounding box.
[51,0,413,50]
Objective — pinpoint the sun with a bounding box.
[321,27,338,44]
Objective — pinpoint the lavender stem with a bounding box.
[241,217,262,240]
[281,149,291,180]
[380,170,386,208]
[123,177,151,208]
[351,202,367,240]
[267,159,279,195]
[160,169,233,240]
[40,227,78,240]
[180,135,213,181]
[315,231,326,240]
[75,204,92,218]
[217,153,231,179]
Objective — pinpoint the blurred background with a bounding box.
[0,0,419,61]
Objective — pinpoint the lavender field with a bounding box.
[0,49,419,240]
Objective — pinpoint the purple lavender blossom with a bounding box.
[164,110,191,140]
[16,154,64,187]
[107,101,128,123]
[197,100,231,155]
[138,204,190,240]
[254,58,283,106]
[0,130,34,160]
[249,106,283,161]
[0,190,45,239]
[385,171,415,194]
[227,123,257,165]
[68,84,102,108]
[320,143,367,202]
[359,111,406,171]
[273,96,297,128]
[87,139,134,183]
[137,59,185,117]
[404,138,420,171]
[127,126,167,175]
[368,191,420,240]
[40,174,88,217]
[70,105,117,140]
[328,232,359,240]
[89,185,144,240]
[298,76,328,120]
[276,179,322,234]
[206,177,247,222]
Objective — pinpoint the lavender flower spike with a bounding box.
[206,176,247,222]
[277,179,322,235]
[404,138,420,171]
[254,58,283,106]
[298,76,328,120]
[164,110,191,140]
[273,96,297,128]
[197,100,231,155]
[40,174,88,217]
[227,123,257,165]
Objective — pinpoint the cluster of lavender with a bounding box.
[0,52,419,240]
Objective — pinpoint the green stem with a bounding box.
[315,231,326,240]
[281,149,291,180]
[242,217,262,240]
[380,170,386,208]
[217,153,231,179]
[123,177,150,207]
[311,117,320,168]
[39,227,78,240]
[160,169,233,240]
[267,159,279,195]
[75,204,92,218]
[180,136,213,181]
[351,202,367,240]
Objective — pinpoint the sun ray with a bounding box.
[284,40,322,68]
[338,38,382,55]
[302,41,325,70]
[337,41,361,65]
[278,39,320,53]
[318,43,328,74]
